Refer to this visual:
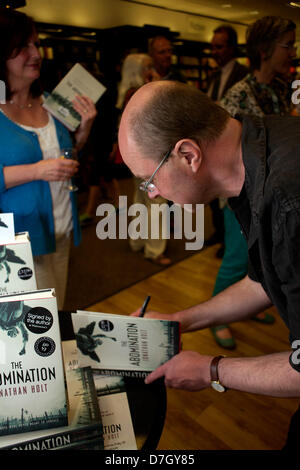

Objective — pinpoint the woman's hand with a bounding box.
[72,95,97,150]
[35,157,79,182]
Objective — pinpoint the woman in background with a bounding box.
[0,8,96,309]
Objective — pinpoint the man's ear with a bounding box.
[174,139,202,173]
[259,47,267,61]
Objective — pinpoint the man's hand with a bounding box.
[131,308,174,321]
[145,351,213,391]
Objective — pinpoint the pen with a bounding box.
[139,295,151,317]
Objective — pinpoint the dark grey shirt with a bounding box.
[229,115,300,372]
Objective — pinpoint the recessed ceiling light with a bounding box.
[289,1,300,7]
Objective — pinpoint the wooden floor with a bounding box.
[89,244,299,450]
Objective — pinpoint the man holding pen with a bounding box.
[119,80,300,447]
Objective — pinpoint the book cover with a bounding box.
[65,366,101,428]
[93,372,137,450]
[0,213,15,244]
[0,232,37,296]
[0,421,102,450]
[43,63,106,131]
[62,339,136,450]
[0,367,103,450]
[71,311,181,377]
[0,289,67,436]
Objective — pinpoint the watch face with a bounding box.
[211,381,226,392]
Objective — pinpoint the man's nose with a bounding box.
[148,187,160,199]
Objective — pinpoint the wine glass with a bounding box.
[60,147,78,192]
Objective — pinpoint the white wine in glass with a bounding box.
[61,147,78,192]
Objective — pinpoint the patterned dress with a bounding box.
[221,73,291,117]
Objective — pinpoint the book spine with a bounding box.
[1,423,102,450]
[94,369,149,379]
[52,435,104,450]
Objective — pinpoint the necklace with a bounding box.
[9,99,33,109]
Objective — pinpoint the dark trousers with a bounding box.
[283,405,300,450]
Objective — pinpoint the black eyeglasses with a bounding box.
[139,148,172,193]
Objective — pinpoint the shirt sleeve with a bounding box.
[220,84,243,116]
[221,80,265,119]
[273,208,300,372]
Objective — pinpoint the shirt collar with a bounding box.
[229,115,267,243]
[221,58,236,75]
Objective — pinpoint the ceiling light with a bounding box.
[289,1,300,7]
[221,4,232,7]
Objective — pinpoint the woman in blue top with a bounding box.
[0,9,96,309]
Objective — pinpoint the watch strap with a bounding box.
[210,355,225,382]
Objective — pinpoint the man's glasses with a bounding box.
[277,43,297,53]
[139,148,172,193]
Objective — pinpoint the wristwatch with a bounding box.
[210,355,226,392]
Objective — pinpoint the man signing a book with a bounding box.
[118,79,300,449]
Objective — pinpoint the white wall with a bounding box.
[21,0,248,43]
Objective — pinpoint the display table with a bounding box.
[59,311,166,451]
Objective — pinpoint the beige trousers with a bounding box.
[34,233,71,310]
[129,178,168,259]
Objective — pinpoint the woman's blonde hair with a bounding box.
[116,53,152,109]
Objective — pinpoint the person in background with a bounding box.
[117,53,171,266]
[206,25,248,259]
[207,25,249,102]
[211,15,296,349]
[118,80,300,449]
[148,35,185,82]
[0,8,96,309]
[79,58,120,225]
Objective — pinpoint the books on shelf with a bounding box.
[0,232,37,296]
[0,288,67,437]
[71,310,181,378]
[0,366,103,450]
[62,339,137,450]
[43,63,106,131]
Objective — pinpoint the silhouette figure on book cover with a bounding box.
[75,321,116,363]
[0,301,30,355]
[0,217,8,228]
[0,245,26,284]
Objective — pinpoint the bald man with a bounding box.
[119,80,300,448]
